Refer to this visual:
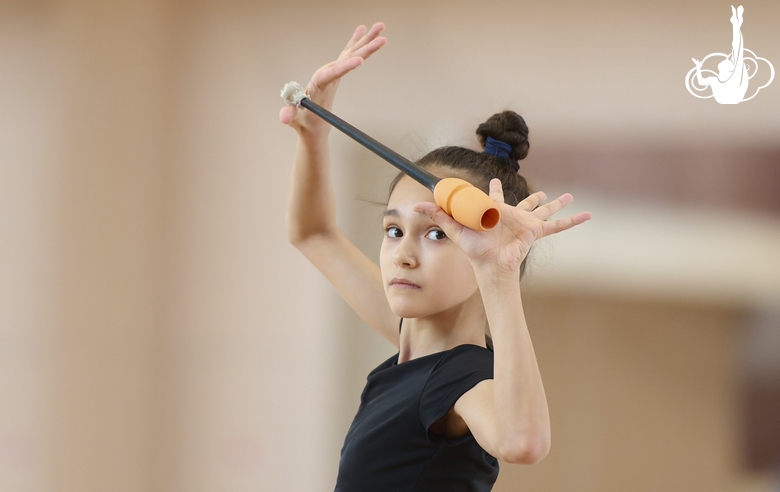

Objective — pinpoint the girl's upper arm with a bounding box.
[453,380,502,459]
[454,379,549,465]
[294,230,400,347]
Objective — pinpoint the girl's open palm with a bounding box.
[414,179,592,274]
[279,23,387,134]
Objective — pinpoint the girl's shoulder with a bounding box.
[429,344,494,379]
[440,343,494,362]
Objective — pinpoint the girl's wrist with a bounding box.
[472,262,522,290]
[297,124,331,144]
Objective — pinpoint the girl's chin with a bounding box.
[389,304,430,320]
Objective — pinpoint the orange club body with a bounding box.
[432,178,500,231]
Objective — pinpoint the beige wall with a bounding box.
[1,0,778,491]
[495,293,742,492]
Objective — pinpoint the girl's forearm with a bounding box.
[286,132,339,244]
[474,267,551,463]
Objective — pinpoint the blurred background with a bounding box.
[1,0,779,490]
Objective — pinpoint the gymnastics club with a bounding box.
[281,82,500,231]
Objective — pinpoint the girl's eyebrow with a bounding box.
[383,208,431,220]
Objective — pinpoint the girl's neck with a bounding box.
[398,297,487,364]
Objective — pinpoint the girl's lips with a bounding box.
[390,278,421,288]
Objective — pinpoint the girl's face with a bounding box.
[380,176,481,319]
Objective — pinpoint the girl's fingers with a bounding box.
[489,179,505,204]
[311,56,364,91]
[352,36,387,62]
[343,25,368,51]
[532,193,573,220]
[282,24,386,128]
[308,24,386,96]
[540,211,592,237]
[518,191,547,211]
[351,23,385,52]
[413,202,464,243]
[344,23,385,58]
[279,105,297,125]
[515,191,591,238]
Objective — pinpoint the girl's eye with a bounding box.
[385,226,403,238]
[426,229,447,241]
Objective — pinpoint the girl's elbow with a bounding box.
[498,433,551,465]
[287,228,306,247]
[286,214,334,247]
[286,216,313,247]
[499,445,548,465]
[285,215,300,245]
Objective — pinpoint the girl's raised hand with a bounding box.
[279,23,387,135]
[414,179,592,275]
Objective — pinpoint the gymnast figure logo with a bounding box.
[685,5,774,104]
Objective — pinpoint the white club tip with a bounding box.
[281,81,308,106]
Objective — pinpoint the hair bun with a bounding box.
[476,111,530,163]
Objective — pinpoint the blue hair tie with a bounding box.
[484,136,512,159]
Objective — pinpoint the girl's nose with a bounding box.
[393,239,419,268]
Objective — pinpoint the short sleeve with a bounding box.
[419,345,494,444]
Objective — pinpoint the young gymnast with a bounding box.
[280,23,591,492]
